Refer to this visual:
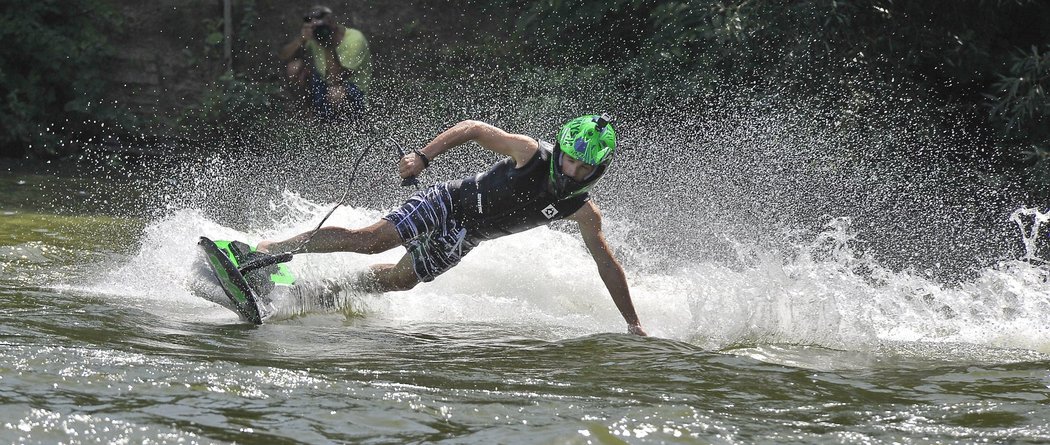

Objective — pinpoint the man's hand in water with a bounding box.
[629,324,648,336]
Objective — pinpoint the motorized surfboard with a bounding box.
[198,237,295,324]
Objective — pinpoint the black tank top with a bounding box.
[448,141,589,242]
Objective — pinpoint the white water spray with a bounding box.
[73,192,1050,356]
[1010,207,1050,262]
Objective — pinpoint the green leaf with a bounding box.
[206,32,225,46]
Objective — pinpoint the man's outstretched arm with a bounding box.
[398,120,538,179]
[571,201,647,336]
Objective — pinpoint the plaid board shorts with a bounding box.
[382,183,478,282]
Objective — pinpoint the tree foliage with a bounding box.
[987,46,1050,193]
[500,0,1050,195]
[508,1,1047,91]
[0,0,127,158]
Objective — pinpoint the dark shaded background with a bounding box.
[1,0,1047,199]
[1,0,1048,280]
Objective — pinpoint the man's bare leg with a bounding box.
[258,220,402,255]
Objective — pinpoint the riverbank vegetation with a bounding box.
[2,0,1047,198]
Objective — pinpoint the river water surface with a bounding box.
[2,161,1049,444]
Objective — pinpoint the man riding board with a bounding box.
[259,115,646,336]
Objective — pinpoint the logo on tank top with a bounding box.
[541,203,558,219]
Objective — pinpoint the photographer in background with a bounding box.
[279,5,372,123]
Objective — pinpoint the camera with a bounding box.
[313,24,334,46]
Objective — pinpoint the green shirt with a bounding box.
[306,27,372,93]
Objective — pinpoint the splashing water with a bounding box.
[1010,207,1050,262]
[11,77,1050,444]
[72,189,1050,357]
[53,74,1050,358]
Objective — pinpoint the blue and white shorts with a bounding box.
[382,184,477,282]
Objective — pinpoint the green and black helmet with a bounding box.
[549,114,617,199]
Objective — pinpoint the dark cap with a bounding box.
[303,5,333,21]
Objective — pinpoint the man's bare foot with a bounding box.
[256,240,273,252]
